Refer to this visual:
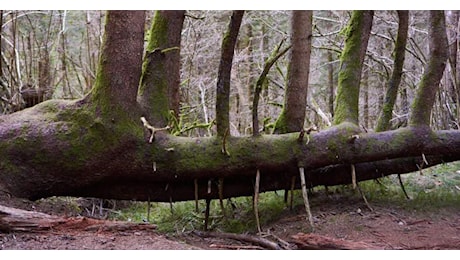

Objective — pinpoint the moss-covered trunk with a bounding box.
[410,11,449,127]
[273,11,312,134]
[138,11,185,126]
[375,11,409,132]
[1,105,460,202]
[333,11,373,126]
[216,11,244,137]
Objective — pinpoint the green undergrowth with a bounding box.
[358,161,460,210]
[108,162,460,234]
[109,191,302,234]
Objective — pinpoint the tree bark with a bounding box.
[273,11,312,134]
[375,10,409,132]
[90,11,146,117]
[216,11,244,137]
[138,11,185,126]
[410,11,449,127]
[1,105,460,202]
[333,11,373,126]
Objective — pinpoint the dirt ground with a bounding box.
[1,190,459,250]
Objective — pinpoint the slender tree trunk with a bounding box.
[138,11,185,126]
[216,11,244,137]
[328,51,335,117]
[375,11,409,132]
[273,10,312,134]
[333,11,373,126]
[410,11,449,127]
[362,68,369,129]
[0,10,3,80]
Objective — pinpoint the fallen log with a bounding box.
[291,233,384,250]
[0,205,156,233]
[192,230,283,250]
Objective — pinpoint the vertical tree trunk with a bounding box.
[216,11,244,137]
[90,11,146,117]
[362,68,369,129]
[328,51,335,117]
[0,10,3,80]
[333,11,373,126]
[375,11,409,132]
[138,10,185,126]
[273,10,312,134]
[409,11,449,127]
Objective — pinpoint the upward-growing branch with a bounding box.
[273,10,312,134]
[138,11,185,127]
[375,10,409,132]
[90,11,146,117]
[215,11,244,137]
[409,11,449,127]
[333,11,373,126]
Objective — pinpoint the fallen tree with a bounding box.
[0,11,455,204]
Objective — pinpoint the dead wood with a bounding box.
[192,230,282,250]
[209,244,264,250]
[291,233,384,250]
[0,205,156,233]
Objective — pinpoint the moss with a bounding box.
[138,11,172,126]
[333,11,368,126]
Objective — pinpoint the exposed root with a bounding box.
[194,179,199,212]
[397,174,411,200]
[356,182,373,212]
[204,198,211,231]
[218,178,226,217]
[289,176,296,210]
[254,169,262,234]
[299,167,314,230]
[351,164,357,189]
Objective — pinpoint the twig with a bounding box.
[160,46,180,54]
[299,167,314,230]
[254,169,262,234]
[140,117,170,143]
[422,153,429,165]
[184,13,205,20]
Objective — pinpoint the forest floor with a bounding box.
[1,182,460,250]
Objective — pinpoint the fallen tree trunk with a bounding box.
[0,205,156,233]
[1,99,460,202]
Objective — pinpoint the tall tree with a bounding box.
[215,11,244,137]
[273,10,313,134]
[409,11,448,127]
[375,11,409,132]
[333,10,373,126]
[91,10,146,116]
[138,11,185,127]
